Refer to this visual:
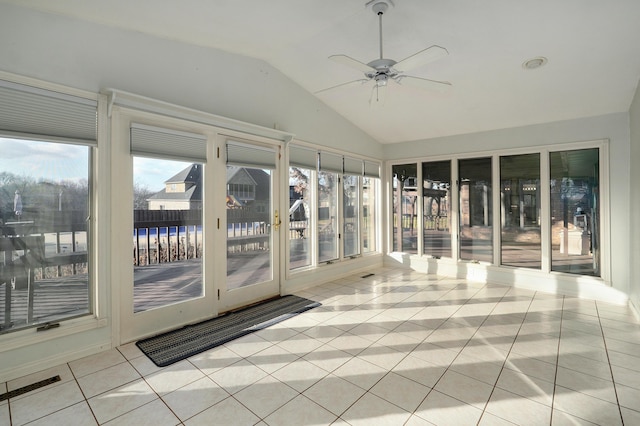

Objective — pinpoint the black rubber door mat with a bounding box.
[136,295,321,367]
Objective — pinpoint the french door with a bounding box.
[220,138,281,312]
[114,109,283,343]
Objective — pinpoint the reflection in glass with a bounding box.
[289,167,311,270]
[550,148,599,276]
[133,158,203,312]
[318,171,338,262]
[392,164,418,253]
[422,161,451,258]
[500,154,541,268]
[226,166,272,288]
[459,158,492,262]
[343,175,360,257]
[0,138,91,334]
[362,177,378,253]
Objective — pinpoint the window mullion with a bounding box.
[540,150,551,273]
[492,155,501,266]
[416,163,424,256]
[451,159,460,261]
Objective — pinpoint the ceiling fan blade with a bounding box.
[396,75,452,92]
[394,45,449,72]
[315,78,370,94]
[329,54,376,73]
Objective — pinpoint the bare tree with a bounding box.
[134,181,154,210]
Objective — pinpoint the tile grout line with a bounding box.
[69,362,102,426]
[318,275,458,423]
[548,295,565,426]
[595,301,626,425]
[408,281,504,423]
[473,287,538,425]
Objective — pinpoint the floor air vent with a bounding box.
[361,273,375,278]
[0,375,61,401]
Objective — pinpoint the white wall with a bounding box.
[383,113,632,299]
[629,83,640,315]
[0,3,382,159]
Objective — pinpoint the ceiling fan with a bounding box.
[317,0,451,103]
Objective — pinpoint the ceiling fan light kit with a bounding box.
[317,0,451,101]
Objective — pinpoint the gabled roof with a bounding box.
[148,184,200,202]
[226,166,256,185]
[226,166,270,200]
[165,164,202,184]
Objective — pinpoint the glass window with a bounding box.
[422,160,451,258]
[289,166,311,269]
[1,138,91,334]
[318,171,338,262]
[392,164,418,253]
[500,154,541,268]
[459,157,493,262]
[362,177,378,253]
[343,175,360,257]
[226,165,272,288]
[133,157,203,312]
[550,148,600,276]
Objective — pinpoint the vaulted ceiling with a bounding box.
[4,0,640,144]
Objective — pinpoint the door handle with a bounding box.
[273,210,281,231]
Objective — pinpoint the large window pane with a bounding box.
[289,167,311,269]
[500,154,541,268]
[343,175,360,257]
[1,138,91,334]
[226,166,272,288]
[318,171,338,262]
[392,164,418,253]
[363,177,378,253]
[133,158,203,312]
[550,148,600,276]
[422,161,451,258]
[459,158,492,262]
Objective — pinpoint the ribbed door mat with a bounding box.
[136,295,321,367]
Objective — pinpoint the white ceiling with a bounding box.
[5,0,640,144]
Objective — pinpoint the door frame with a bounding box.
[214,133,284,313]
[113,108,223,343]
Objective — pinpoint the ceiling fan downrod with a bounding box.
[368,0,393,60]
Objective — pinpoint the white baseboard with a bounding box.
[384,254,629,305]
[0,341,111,383]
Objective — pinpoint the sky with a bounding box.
[0,137,88,183]
[0,137,191,192]
[133,157,193,192]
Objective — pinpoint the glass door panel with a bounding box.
[222,140,280,312]
[132,157,204,313]
[226,166,273,289]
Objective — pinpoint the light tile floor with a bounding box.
[2,267,640,425]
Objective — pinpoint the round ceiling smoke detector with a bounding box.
[523,56,548,70]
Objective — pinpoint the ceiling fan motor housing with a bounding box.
[365,58,399,80]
